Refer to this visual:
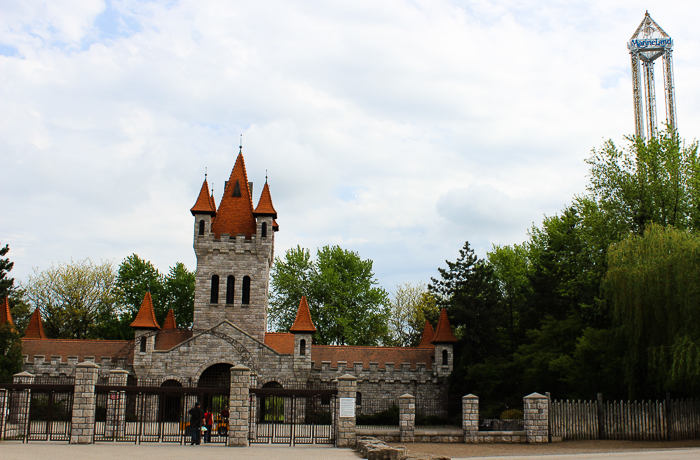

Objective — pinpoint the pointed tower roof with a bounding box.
[130,292,161,329]
[162,309,177,331]
[190,179,217,216]
[253,182,277,219]
[24,308,47,339]
[0,297,16,332]
[272,219,279,231]
[290,296,316,333]
[432,308,457,343]
[211,152,257,239]
[417,320,435,348]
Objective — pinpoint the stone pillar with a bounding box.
[335,374,357,447]
[70,362,100,444]
[524,392,549,443]
[228,364,250,446]
[105,369,128,439]
[399,394,415,442]
[13,371,34,440]
[462,394,479,442]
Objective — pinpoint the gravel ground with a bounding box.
[389,439,700,458]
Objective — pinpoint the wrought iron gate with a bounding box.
[0,383,74,442]
[248,387,337,445]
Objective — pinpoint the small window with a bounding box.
[242,276,251,305]
[300,339,306,356]
[140,336,147,353]
[232,180,241,197]
[226,275,235,304]
[198,220,205,235]
[211,275,219,304]
[356,392,362,406]
[442,349,448,366]
[261,222,267,238]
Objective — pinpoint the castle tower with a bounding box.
[432,308,457,377]
[290,296,316,371]
[191,149,277,342]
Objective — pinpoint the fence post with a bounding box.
[70,362,100,444]
[524,392,549,443]
[399,394,415,442]
[665,392,673,441]
[462,394,479,442]
[13,371,35,442]
[228,364,250,446]
[0,388,6,439]
[597,393,605,440]
[105,369,129,440]
[335,374,357,447]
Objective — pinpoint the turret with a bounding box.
[0,297,16,333]
[24,308,47,339]
[290,296,316,371]
[431,308,457,377]
[130,292,160,356]
[190,178,217,241]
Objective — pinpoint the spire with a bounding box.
[290,296,316,333]
[24,308,47,339]
[432,308,457,343]
[0,297,16,332]
[211,152,257,239]
[190,179,217,216]
[162,308,177,331]
[253,182,277,218]
[417,320,435,348]
[130,292,161,329]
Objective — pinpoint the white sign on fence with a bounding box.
[339,398,356,418]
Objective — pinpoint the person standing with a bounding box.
[188,401,204,445]
[203,407,213,443]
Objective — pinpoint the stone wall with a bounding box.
[70,362,99,444]
[524,392,549,443]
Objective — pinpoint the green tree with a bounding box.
[0,323,22,383]
[163,262,196,329]
[269,245,391,346]
[21,259,117,339]
[0,243,14,300]
[386,282,439,347]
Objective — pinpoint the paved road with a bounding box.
[456,450,700,460]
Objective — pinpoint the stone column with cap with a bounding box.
[524,392,549,443]
[13,371,34,440]
[105,369,129,439]
[335,374,357,447]
[462,394,479,442]
[228,364,250,446]
[399,393,415,442]
[70,362,100,444]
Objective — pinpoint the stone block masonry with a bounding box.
[524,392,549,443]
[462,394,479,442]
[70,362,99,444]
[336,374,357,447]
[228,364,250,446]
[399,394,415,442]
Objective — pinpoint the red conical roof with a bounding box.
[24,308,47,339]
[290,296,316,332]
[432,308,457,343]
[417,320,435,348]
[130,292,161,329]
[0,297,16,332]
[190,179,217,216]
[211,152,257,239]
[254,182,277,218]
[162,309,177,331]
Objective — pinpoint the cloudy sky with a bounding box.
[2,1,700,293]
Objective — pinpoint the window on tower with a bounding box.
[198,220,205,235]
[140,336,147,353]
[242,276,251,305]
[261,222,267,238]
[226,275,235,305]
[442,349,448,366]
[211,275,219,304]
[300,339,306,356]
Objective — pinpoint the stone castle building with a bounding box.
[2,149,458,402]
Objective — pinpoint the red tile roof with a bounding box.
[24,308,47,339]
[130,292,160,329]
[154,330,193,350]
[432,308,457,343]
[264,332,295,354]
[1,297,15,332]
[312,345,434,370]
[211,152,257,239]
[162,309,177,331]
[190,179,217,216]
[290,296,316,332]
[417,320,435,348]
[272,219,279,231]
[253,182,277,218]
[21,338,134,363]
[209,192,217,213]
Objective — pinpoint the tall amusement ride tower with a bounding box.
[628,12,676,139]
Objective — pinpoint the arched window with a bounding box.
[198,220,205,235]
[442,349,448,366]
[261,222,267,238]
[140,336,147,353]
[299,339,306,356]
[210,275,219,304]
[226,275,235,304]
[242,276,251,305]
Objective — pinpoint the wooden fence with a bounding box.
[551,395,700,441]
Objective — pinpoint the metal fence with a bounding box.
[355,398,399,427]
[416,396,462,427]
[479,399,524,431]
[0,384,74,442]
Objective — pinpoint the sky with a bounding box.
[2,1,700,293]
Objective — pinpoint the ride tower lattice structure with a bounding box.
[628,12,676,140]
